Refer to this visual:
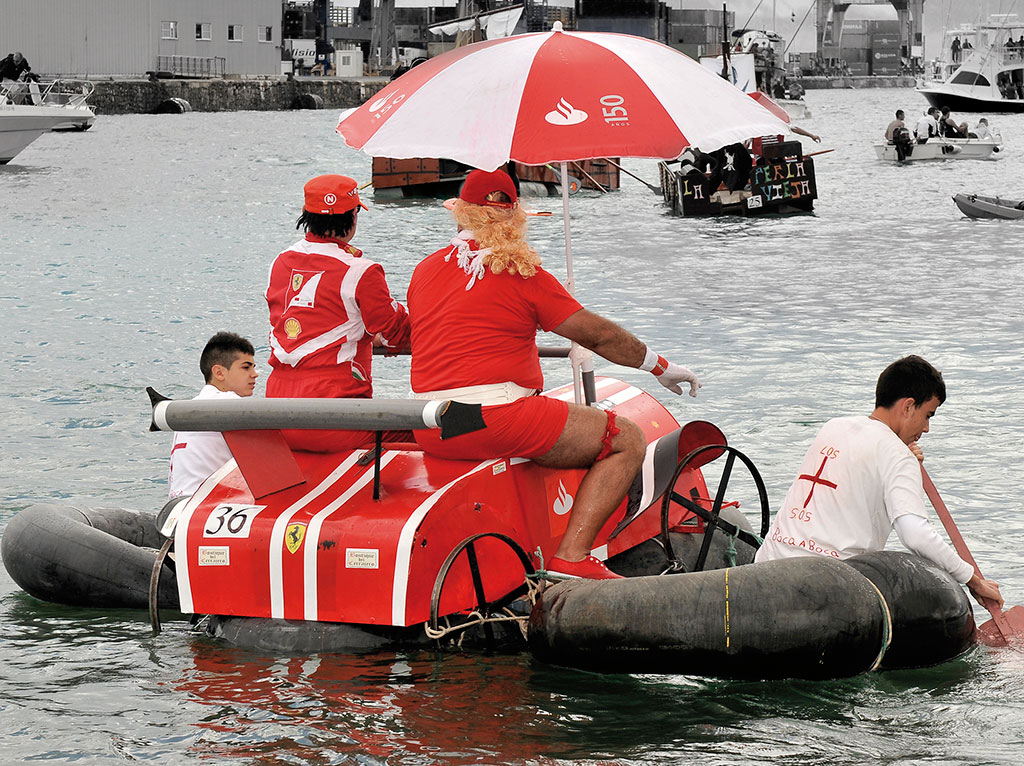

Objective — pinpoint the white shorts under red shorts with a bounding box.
[413,395,569,460]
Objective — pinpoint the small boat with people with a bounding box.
[918,16,1024,113]
[659,135,818,216]
[952,192,1024,219]
[0,78,96,164]
[874,133,1003,162]
[0,373,985,680]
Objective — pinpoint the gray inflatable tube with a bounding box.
[1,503,179,611]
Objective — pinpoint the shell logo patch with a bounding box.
[284,317,301,339]
[292,273,304,292]
[285,522,307,554]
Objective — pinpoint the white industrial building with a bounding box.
[0,0,282,77]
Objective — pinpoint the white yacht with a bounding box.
[0,79,96,164]
[918,18,1024,113]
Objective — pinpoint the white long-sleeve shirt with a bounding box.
[167,385,238,499]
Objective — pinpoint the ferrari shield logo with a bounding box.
[285,522,307,554]
[292,273,304,292]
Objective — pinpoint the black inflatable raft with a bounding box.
[2,504,974,678]
[1,503,178,611]
[527,550,974,679]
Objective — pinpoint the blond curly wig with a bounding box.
[452,200,542,278]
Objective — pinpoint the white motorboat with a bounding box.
[917,17,1024,113]
[0,79,96,164]
[873,134,1003,162]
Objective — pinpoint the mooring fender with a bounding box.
[846,551,974,668]
[1,504,178,610]
[527,557,890,680]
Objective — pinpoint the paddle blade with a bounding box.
[977,605,1024,648]
[678,420,727,469]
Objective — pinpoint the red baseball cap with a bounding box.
[458,169,518,208]
[303,174,368,214]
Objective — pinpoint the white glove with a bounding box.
[658,362,701,397]
[640,348,701,397]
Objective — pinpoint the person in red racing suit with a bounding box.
[265,174,410,451]
[407,169,703,579]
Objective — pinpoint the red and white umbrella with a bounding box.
[337,22,790,171]
[337,23,790,402]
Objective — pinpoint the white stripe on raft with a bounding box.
[391,460,499,625]
[176,459,242,614]
[303,451,400,621]
[270,452,362,618]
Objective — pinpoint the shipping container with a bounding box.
[840,47,870,63]
[847,61,870,75]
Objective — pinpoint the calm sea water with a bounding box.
[3,88,1024,765]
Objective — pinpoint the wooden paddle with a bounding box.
[922,466,1024,648]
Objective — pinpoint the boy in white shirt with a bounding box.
[756,355,1002,608]
[168,332,258,499]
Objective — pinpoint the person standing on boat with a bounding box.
[755,355,1003,609]
[406,169,702,580]
[951,36,962,65]
[168,332,259,499]
[0,51,31,82]
[914,107,939,144]
[264,174,410,451]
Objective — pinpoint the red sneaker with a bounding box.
[546,555,624,580]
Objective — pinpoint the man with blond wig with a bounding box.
[407,169,701,580]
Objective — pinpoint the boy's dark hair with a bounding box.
[296,209,356,240]
[200,331,254,383]
[875,355,946,409]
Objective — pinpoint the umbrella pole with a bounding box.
[559,161,596,406]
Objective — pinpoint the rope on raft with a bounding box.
[422,576,544,644]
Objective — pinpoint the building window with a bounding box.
[258,26,273,43]
[228,24,243,42]
[195,23,211,41]
[161,21,178,40]
[341,54,351,67]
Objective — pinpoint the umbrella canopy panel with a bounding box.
[338,24,791,171]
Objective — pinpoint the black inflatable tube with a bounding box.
[846,551,974,669]
[528,556,890,680]
[1,504,179,610]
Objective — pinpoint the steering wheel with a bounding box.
[659,444,770,573]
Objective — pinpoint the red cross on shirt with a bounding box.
[798,455,837,508]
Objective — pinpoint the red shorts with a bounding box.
[265,368,407,452]
[414,395,569,460]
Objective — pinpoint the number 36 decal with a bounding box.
[203,504,266,538]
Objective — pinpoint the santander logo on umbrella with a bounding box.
[545,98,588,126]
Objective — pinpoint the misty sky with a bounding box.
[666,0,1011,57]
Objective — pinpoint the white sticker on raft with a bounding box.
[202,503,267,538]
[198,546,230,566]
[346,548,379,569]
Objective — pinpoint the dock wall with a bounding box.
[84,74,916,116]
[87,77,389,115]
[800,75,918,89]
